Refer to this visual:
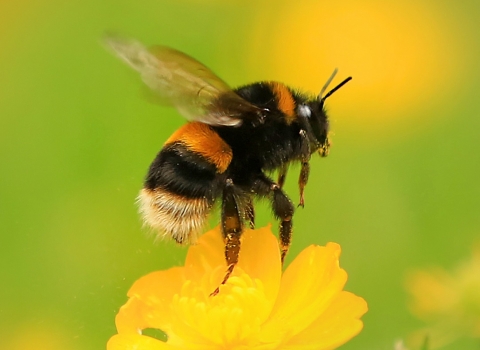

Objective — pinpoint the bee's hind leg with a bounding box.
[245,196,255,229]
[252,173,295,263]
[211,178,244,296]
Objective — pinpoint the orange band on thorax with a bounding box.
[268,82,296,124]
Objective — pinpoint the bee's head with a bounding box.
[302,70,352,157]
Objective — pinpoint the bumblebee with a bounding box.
[106,36,351,292]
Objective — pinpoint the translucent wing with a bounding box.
[105,36,265,126]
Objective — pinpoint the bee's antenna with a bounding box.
[321,76,352,103]
[318,68,338,101]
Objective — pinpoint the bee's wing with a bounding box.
[105,36,264,127]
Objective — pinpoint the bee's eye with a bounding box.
[297,105,312,118]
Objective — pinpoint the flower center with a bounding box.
[168,266,273,348]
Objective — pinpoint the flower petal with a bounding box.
[283,291,368,349]
[405,269,456,318]
[235,225,282,304]
[184,226,226,286]
[183,226,282,304]
[107,333,181,350]
[261,243,348,342]
[116,267,184,334]
[115,296,150,334]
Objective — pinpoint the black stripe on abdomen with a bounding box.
[144,142,218,199]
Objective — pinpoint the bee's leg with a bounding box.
[211,178,244,296]
[253,174,295,263]
[298,161,310,208]
[319,135,331,157]
[245,197,255,229]
[298,129,311,208]
[278,163,288,189]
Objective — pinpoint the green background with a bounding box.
[1,0,479,349]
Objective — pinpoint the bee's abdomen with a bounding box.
[144,142,218,196]
[138,122,232,244]
[138,186,212,244]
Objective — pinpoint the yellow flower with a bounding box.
[107,226,367,350]
[406,245,480,347]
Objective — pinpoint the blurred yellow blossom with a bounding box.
[107,226,367,350]
[406,245,480,347]
[247,0,466,130]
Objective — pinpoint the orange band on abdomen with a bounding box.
[165,122,233,173]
